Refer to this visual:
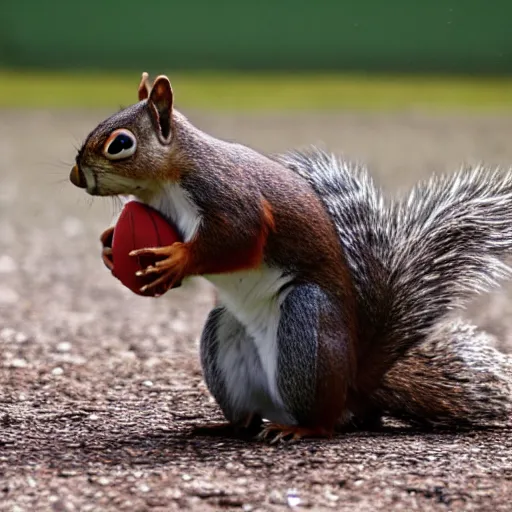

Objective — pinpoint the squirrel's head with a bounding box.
[70,73,181,198]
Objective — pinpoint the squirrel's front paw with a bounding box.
[100,227,115,272]
[130,242,191,293]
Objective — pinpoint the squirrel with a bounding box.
[70,72,512,441]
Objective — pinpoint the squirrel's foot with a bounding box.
[100,227,115,272]
[192,415,262,440]
[257,423,333,444]
[130,242,190,292]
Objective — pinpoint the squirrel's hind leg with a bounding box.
[249,283,355,443]
[199,306,279,436]
[199,284,355,441]
[272,283,355,437]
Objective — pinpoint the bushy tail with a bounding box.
[374,319,512,428]
[279,149,512,426]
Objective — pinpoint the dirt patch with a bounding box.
[1,109,512,511]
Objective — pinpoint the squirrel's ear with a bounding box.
[138,72,151,101]
[148,75,174,144]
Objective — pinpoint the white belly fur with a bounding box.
[144,183,202,242]
[136,185,295,423]
[206,267,296,424]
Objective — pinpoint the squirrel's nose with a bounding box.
[70,164,87,188]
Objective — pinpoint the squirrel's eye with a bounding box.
[103,129,137,160]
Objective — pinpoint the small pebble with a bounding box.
[142,380,154,387]
[14,332,28,343]
[182,474,192,481]
[138,483,151,493]
[59,470,78,477]
[56,341,72,353]
[97,477,110,486]
[0,327,16,341]
[268,490,285,505]
[51,367,64,376]
[286,489,301,508]
[56,354,86,365]
[325,491,339,502]
[8,358,28,368]
[88,414,99,421]
[0,255,17,274]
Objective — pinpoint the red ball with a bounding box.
[111,201,181,297]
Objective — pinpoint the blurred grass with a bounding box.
[1,70,512,111]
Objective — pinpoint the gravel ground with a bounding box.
[1,109,512,511]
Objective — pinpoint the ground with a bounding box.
[1,108,512,511]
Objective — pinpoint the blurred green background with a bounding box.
[1,0,511,110]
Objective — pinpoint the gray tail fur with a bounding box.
[278,149,512,427]
[375,320,512,428]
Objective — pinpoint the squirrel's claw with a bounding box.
[135,265,159,277]
[129,246,173,258]
[257,423,332,443]
[139,270,176,293]
[100,226,115,247]
[102,247,114,271]
[135,255,179,277]
[130,243,190,293]
[100,227,115,272]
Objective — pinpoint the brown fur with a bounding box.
[72,75,512,436]
[371,320,512,427]
[171,129,359,431]
[143,199,276,286]
[312,307,351,431]
[72,73,360,433]
[190,197,276,275]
